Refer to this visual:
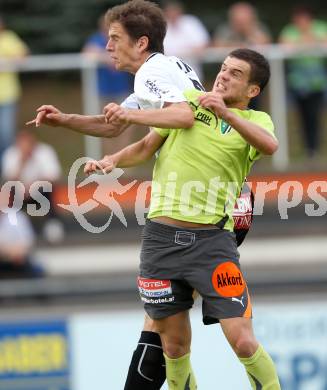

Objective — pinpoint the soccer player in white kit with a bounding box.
[28,2,203,388]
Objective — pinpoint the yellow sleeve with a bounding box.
[152,127,170,138]
[249,111,276,161]
[0,31,28,57]
[152,89,203,139]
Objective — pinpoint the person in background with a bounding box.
[0,205,43,279]
[213,2,271,48]
[213,2,271,110]
[0,15,29,163]
[162,0,210,80]
[82,15,134,155]
[279,6,327,161]
[1,130,64,243]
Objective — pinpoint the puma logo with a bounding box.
[232,296,245,307]
[249,373,263,389]
[184,374,191,390]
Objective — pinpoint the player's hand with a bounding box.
[103,103,131,126]
[26,105,66,127]
[198,92,228,118]
[84,155,117,175]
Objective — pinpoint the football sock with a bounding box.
[239,344,281,389]
[164,352,197,390]
[124,331,166,390]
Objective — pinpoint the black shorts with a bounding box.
[138,219,252,325]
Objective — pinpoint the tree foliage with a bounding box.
[1,0,118,53]
[0,0,326,53]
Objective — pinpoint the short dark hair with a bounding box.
[105,0,167,54]
[291,5,313,19]
[228,48,270,91]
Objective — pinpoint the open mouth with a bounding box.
[216,82,227,92]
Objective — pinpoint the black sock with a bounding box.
[124,331,166,390]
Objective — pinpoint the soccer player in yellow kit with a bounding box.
[85,48,281,390]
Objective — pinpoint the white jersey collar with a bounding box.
[145,52,160,63]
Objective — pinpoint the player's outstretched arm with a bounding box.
[26,105,128,138]
[84,130,166,175]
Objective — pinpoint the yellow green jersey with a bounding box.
[148,89,276,231]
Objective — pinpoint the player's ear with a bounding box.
[137,36,149,53]
[248,84,260,99]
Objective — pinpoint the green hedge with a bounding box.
[1,0,326,53]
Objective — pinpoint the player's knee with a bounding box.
[232,334,258,358]
[161,332,190,358]
[164,341,188,358]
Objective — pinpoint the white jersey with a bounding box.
[121,53,204,110]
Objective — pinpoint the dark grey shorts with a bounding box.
[138,219,252,325]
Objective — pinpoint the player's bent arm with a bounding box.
[113,130,166,168]
[127,102,194,129]
[223,110,278,155]
[84,130,165,175]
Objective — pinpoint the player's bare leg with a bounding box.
[154,310,197,390]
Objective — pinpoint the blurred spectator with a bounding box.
[279,6,327,160]
[212,2,271,110]
[82,15,134,155]
[163,0,210,79]
[0,15,29,163]
[1,130,64,243]
[0,207,44,279]
[213,2,271,47]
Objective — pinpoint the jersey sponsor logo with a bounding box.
[211,262,246,297]
[190,101,218,128]
[220,120,232,135]
[144,79,169,98]
[138,277,172,297]
[195,111,212,126]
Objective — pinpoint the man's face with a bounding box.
[212,56,258,106]
[106,22,139,73]
[230,5,256,34]
[293,13,312,31]
[16,132,35,158]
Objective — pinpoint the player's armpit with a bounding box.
[143,130,167,156]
